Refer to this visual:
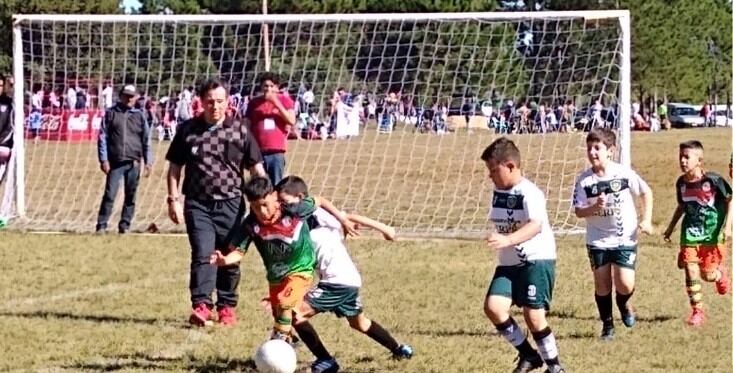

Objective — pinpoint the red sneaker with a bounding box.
[218,306,237,326]
[686,307,705,327]
[189,303,214,327]
[716,266,729,295]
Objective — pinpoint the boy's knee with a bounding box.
[701,270,718,282]
[522,307,548,332]
[347,315,371,332]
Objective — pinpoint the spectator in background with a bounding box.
[101,83,114,109]
[28,106,42,144]
[95,85,152,234]
[246,72,296,185]
[66,85,77,110]
[165,78,265,327]
[0,75,13,183]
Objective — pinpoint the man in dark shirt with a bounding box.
[166,78,265,327]
[96,85,152,234]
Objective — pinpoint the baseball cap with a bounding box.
[120,85,137,96]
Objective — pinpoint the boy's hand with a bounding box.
[209,250,227,266]
[487,232,512,250]
[339,216,360,238]
[594,193,607,209]
[663,228,673,243]
[638,219,654,235]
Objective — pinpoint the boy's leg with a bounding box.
[679,246,705,325]
[294,295,340,373]
[485,266,542,373]
[588,247,615,340]
[270,274,313,339]
[611,246,638,328]
[699,244,729,295]
[519,260,564,372]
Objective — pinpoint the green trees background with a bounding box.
[0,0,730,104]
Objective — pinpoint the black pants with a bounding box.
[96,161,140,232]
[184,197,243,308]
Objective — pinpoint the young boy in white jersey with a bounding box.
[572,128,654,340]
[275,176,413,373]
[482,138,565,373]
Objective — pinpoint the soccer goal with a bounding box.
[7,11,631,238]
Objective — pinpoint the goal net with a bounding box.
[7,12,630,238]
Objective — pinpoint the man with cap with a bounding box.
[96,84,152,234]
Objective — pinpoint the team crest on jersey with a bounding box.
[507,195,517,208]
[0,105,6,113]
[191,146,199,155]
[680,184,686,194]
[610,179,622,193]
[282,216,292,227]
[591,185,598,195]
[253,225,260,234]
[702,182,711,192]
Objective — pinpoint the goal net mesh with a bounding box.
[6,14,625,238]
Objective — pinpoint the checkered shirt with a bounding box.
[166,116,263,201]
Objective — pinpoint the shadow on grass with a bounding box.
[549,310,676,324]
[64,353,258,372]
[0,310,183,327]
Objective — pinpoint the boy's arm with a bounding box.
[210,249,245,266]
[663,204,684,241]
[311,196,359,237]
[637,187,654,234]
[724,197,733,242]
[487,220,542,250]
[347,213,395,240]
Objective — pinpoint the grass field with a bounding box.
[0,127,732,372]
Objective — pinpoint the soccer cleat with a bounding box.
[620,306,636,328]
[715,266,729,295]
[311,358,340,373]
[544,364,566,373]
[189,303,214,327]
[512,352,543,373]
[217,306,237,326]
[686,307,705,326]
[391,344,413,360]
[600,322,615,341]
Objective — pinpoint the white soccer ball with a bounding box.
[253,339,297,373]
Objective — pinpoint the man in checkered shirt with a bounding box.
[166,78,266,327]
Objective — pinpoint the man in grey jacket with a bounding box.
[96,85,152,234]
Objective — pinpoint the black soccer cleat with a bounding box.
[512,352,544,373]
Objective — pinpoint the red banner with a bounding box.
[26,110,104,142]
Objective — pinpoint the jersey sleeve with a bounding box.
[525,185,549,224]
[713,173,733,201]
[283,197,318,218]
[229,220,253,253]
[165,122,189,166]
[572,175,589,209]
[627,168,651,196]
[675,177,684,205]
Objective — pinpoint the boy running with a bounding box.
[275,176,413,373]
[482,137,565,373]
[663,141,732,326]
[572,128,654,340]
[210,177,356,340]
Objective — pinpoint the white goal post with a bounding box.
[7,11,631,238]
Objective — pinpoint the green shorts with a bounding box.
[486,260,556,310]
[305,283,363,318]
[587,245,638,270]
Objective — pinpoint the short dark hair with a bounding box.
[244,177,274,201]
[480,137,521,167]
[680,140,704,152]
[275,175,309,197]
[259,72,280,87]
[586,128,616,148]
[198,78,228,98]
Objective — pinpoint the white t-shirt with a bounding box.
[489,178,556,266]
[309,208,362,287]
[101,86,113,109]
[572,162,650,248]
